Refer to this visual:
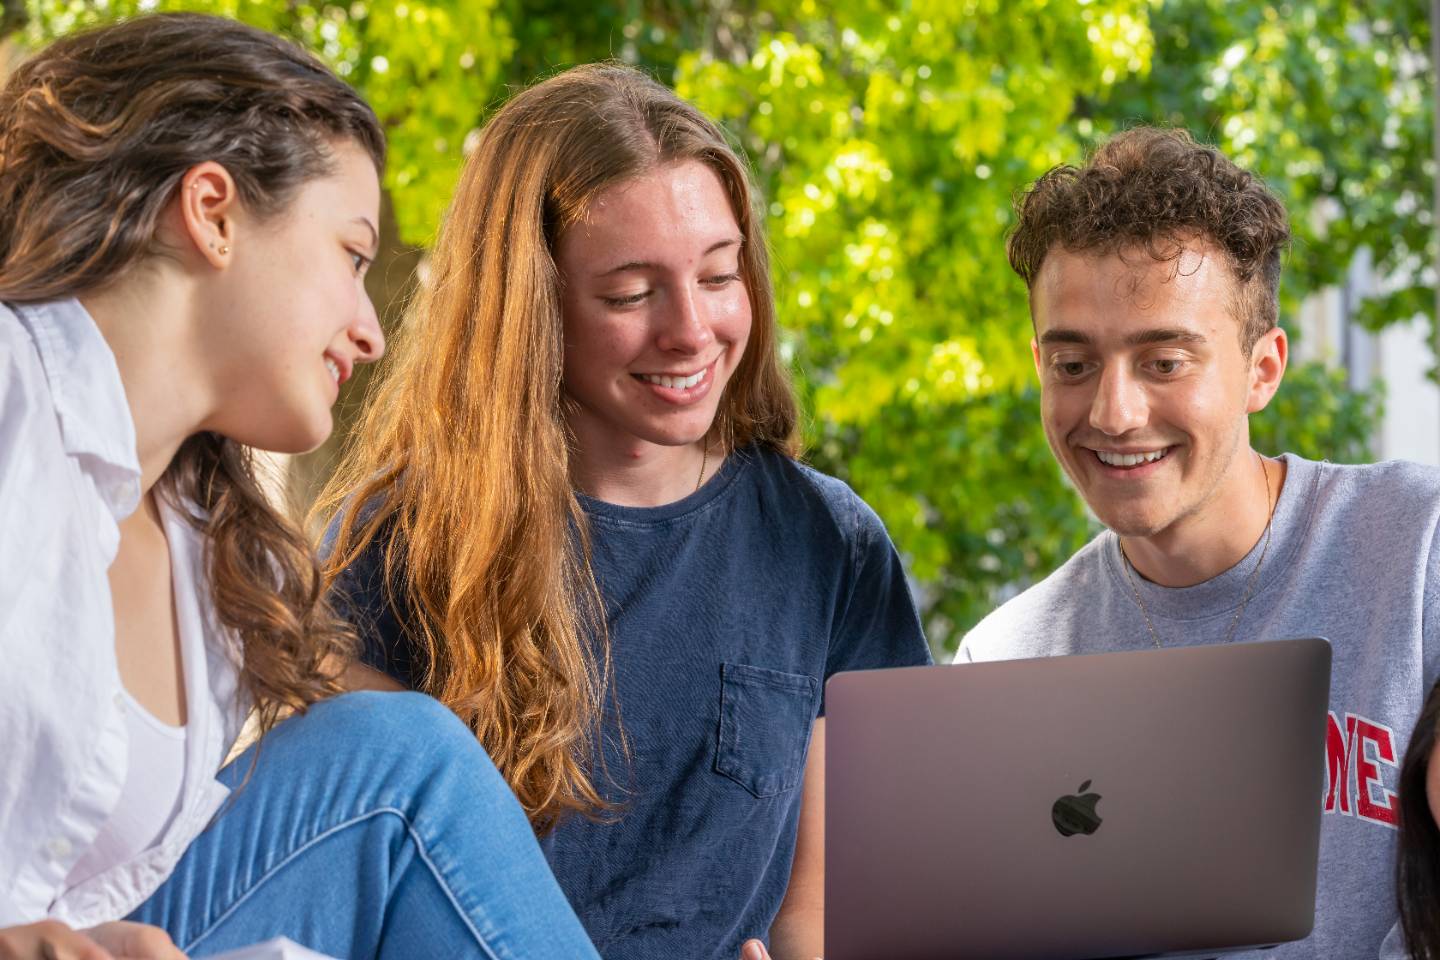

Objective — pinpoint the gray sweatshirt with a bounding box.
[958,453,1440,959]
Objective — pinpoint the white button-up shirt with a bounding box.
[0,299,247,928]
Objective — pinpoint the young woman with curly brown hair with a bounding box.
[0,14,597,959]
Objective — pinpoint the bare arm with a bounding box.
[745,718,825,960]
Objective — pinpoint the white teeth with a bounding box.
[325,358,340,383]
[640,371,704,389]
[1096,448,1168,467]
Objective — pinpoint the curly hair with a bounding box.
[0,13,385,736]
[1007,127,1290,353]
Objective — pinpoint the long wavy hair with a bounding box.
[1399,678,1440,959]
[316,63,799,830]
[0,13,386,735]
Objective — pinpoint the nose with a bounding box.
[350,292,386,363]
[654,285,714,355]
[1089,364,1147,436]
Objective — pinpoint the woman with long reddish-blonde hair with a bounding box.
[0,14,598,960]
[320,62,931,960]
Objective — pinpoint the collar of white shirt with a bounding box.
[13,298,142,523]
[1,298,246,928]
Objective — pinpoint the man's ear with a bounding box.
[1245,325,1288,415]
[175,162,240,270]
[1031,335,1042,381]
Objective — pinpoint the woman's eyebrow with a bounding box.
[352,216,379,253]
[594,237,743,278]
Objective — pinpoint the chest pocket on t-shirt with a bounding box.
[715,662,820,798]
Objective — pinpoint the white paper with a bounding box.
[204,937,341,960]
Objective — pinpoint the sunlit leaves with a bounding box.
[1107,0,1434,366]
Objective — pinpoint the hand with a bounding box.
[739,939,822,960]
[0,920,112,960]
[83,923,186,960]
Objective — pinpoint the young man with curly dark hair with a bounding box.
[957,126,1440,958]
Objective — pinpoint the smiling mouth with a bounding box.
[1091,446,1173,469]
[637,370,704,389]
[632,360,715,392]
[324,354,351,387]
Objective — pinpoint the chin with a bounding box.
[1093,505,1173,540]
[636,414,720,448]
[292,424,336,454]
[242,418,335,456]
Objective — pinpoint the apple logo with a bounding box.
[1052,780,1103,837]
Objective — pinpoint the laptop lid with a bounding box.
[824,637,1332,960]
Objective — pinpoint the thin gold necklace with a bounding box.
[695,440,709,492]
[1119,453,1275,648]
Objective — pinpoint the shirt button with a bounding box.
[46,837,72,860]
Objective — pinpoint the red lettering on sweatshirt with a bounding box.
[1324,711,1398,829]
[1324,713,1353,815]
[1352,717,1399,827]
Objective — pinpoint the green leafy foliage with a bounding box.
[1105,0,1435,368]
[11,0,1410,655]
[1252,362,1384,465]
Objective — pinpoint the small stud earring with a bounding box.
[218,245,230,255]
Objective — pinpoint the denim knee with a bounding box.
[299,690,472,751]
[266,691,509,804]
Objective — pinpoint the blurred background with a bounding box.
[3,0,1435,656]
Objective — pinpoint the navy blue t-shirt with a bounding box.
[331,445,932,959]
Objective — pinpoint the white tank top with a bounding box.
[65,688,187,887]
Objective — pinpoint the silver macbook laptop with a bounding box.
[825,637,1332,960]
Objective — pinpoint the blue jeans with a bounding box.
[128,692,599,959]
